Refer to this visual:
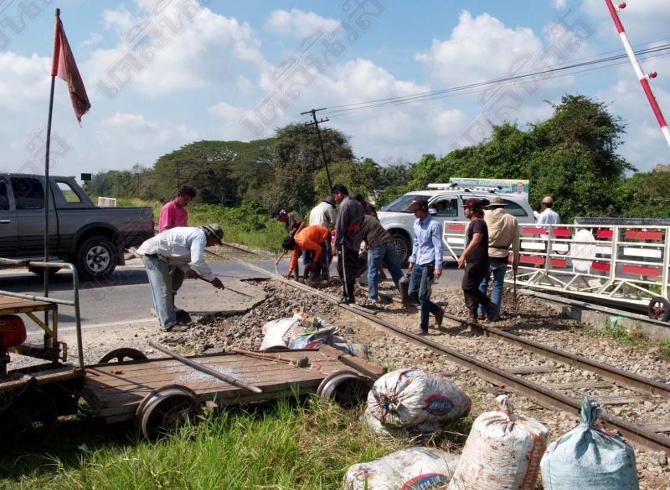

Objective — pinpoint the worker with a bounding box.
[458,198,491,329]
[332,184,365,304]
[276,209,304,236]
[478,196,520,322]
[159,184,196,232]
[137,224,225,331]
[537,196,560,225]
[309,196,337,229]
[354,193,378,219]
[407,199,444,335]
[282,224,330,286]
[360,215,404,303]
[309,196,337,280]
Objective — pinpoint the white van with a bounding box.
[377,183,536,263]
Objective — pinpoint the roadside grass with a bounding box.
[0,399,407,490]
[587,321,670,361]
[115,199,286,253]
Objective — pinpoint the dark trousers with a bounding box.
[408,263,441,331]
[462,261,491,316]
[337,247,359,301]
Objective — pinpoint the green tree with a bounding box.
[615,169,670,218]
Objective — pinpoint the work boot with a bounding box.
[338,296,353,305]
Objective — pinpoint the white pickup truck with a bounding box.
[377,183,536,264]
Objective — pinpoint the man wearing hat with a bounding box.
[458,198,492,326]
[332,184,365,303]
[276,209,304,236]
[477,196,520,321]
[407,198,444,334]
[137,224,225,330]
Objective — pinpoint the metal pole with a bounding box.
[604,0,670,147]
[43,8,60,349]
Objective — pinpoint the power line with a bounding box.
[319,43,670,117]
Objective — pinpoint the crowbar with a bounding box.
[149,341,262,394]
[196,275,253,299]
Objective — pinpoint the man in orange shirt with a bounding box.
[282,224,330,286]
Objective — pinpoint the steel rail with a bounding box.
[234,258,670,453]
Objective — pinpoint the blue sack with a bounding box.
[541,397,639,490]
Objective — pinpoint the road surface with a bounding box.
[0,258,463,335]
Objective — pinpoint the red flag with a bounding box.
[51,17,91,123]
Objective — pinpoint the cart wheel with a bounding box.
[648,296,670,322]
[136,384,201,440]
[99,348,148,364]
[7,387,58,444]
[316,370,372,409]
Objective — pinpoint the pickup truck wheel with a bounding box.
[76,236,117,280]
[390,232,411,265]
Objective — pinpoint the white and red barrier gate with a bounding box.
[443,221,670,317]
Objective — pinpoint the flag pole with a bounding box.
[43,8,59,328]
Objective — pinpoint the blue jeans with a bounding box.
[367,242,404,300]
[408,263,441,331]
[142,255,185,329]
[478,262,507,319]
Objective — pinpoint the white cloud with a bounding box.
[265,9,340,39]
[0,52,50,111]
[582,0,670,43]
[102,7,135,33]
[552,0,568,9]
[87,0,266,98]
[79,33,104,49]
[415,11,544,86]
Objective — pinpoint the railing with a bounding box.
[443,221,670,308]
[0,258,83,368]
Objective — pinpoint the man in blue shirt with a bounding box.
[407,199,444,335]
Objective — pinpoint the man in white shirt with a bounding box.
[137,224,225,330]
[537,196,560,225]
[309,196,337,229]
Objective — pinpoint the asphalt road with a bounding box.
[0,258,463,334]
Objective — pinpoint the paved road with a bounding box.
[0,258,463,334]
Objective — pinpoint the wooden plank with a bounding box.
[641,423,670,434]
[549,381,613,390]
[598,396,641,406]
[507,366,555,375]
[87,365,329,395]
[86,359,344,390]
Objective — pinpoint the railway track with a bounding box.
[234,257,670,454]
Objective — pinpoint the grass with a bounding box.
[114,199,286,253]
[0,399,400,489]
[588,320,670,361]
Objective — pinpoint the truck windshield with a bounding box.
[381,194,430,213]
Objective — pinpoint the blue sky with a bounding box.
[1,0,669,180]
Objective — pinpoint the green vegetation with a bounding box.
[91,94,670,221]
[0,400,407,489]
[588,321,670,362]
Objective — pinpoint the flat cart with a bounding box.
[82,345,384,440]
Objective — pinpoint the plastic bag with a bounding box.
[344,447,460,490]
[367,369,471,429]
[448,395,548,489]
[540,397,639,490]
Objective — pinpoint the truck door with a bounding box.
[11,176,57,257]
[0,177,18,257]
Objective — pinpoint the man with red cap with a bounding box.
[458,198,492,330]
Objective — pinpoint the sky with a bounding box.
[1,0,670,180]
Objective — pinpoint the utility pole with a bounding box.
[301,107,333,191]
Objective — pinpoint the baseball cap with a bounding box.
[485,196,507,209]
[201,224,224,244]
[463,198,483,210]
[408,199,429,212]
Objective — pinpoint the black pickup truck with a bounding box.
[0,174,153,279]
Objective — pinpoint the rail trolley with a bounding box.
[442,220,670,322]
[0,259,380,442]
